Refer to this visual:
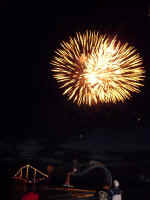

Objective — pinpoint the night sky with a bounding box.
[12,5,150,143]
[1,5,150,199]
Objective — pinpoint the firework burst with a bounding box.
[50,30,145,106]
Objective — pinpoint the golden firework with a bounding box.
[50,30,145,106]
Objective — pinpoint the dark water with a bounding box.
[9,183,97,200]
[3,177,150,200]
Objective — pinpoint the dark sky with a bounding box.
[16,4,150,140]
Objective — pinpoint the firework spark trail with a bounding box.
[50,31,145,106]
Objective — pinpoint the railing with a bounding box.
[12,164,48,183]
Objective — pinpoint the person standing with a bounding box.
[110,180,122,200]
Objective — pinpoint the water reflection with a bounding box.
[11,183,40,200]
[10,182,96,200]
[9,181,150,200]
[21,185,39,200]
